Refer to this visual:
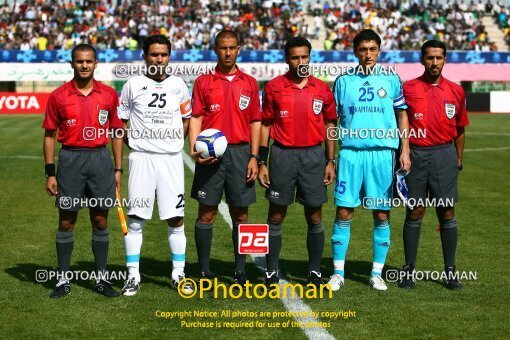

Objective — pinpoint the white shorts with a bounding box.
[127,151,185,220]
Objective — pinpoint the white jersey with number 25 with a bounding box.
[117,75,192,154]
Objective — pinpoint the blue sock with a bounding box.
[372,220,390,277]
[332,219,351,277]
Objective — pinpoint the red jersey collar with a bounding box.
[418,73,445,91]
[68,79,102,95]
[213,65,243,81]
[283,72,317,88]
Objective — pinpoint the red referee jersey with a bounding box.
[43,79,122,147]
[262,73,337,147]
[192,66,261,144]
[404,74,469,147]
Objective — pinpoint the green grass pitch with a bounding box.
[0,114,508,338]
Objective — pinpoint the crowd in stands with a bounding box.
[322,1,504,51]
[0,0,508,51]
[0,0,309,51]
[491,1,510,49]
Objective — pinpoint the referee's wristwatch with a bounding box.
[326,159,336,166]
[249,154,259,160]
[115,168,123,174]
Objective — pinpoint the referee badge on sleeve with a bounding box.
[239,94,250,110]
[445,103,456,119]
[98,109,109,126]
[312,98,323,115]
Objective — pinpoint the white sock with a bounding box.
[333,260,345,277]
[124,218,144,282]
[371,262,384,277]
[168,225,186,280]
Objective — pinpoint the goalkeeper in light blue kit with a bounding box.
[328,29,411,291]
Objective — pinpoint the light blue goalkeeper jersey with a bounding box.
[333,66,407,149]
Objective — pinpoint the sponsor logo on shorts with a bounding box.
[197,191,206,199]
[269,191,280,199]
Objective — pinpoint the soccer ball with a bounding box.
[195,129,228,158]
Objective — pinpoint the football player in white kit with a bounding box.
[117,35,192,296]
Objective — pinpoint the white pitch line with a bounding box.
[0,155,43,159]
[468,132,510,136]
[464,146,510,152]
[182,151,336,340]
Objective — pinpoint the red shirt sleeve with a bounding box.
[261,82,274,124]
[191,77,206,117]
[42,92,59,130]
[249,77,261,122]
[109,91,123,129]
[322,84,337,120]
[456,88,469,127]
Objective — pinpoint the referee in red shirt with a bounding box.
[43,44,124,298]
[189,31,261,285]
[258,37,337,287]
[398,40,469,290]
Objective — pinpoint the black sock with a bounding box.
[195,221,213,273]
[440,218,458,267]
[403,218,423,267]
[307,222,324,272]
[56,231,74,279]
[232,222,247,273]
[266,221,282,272]
[92,228,109,278]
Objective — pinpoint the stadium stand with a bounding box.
[322,1,507,51]
[1,1,508,51]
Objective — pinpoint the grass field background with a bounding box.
[0,114,509,338]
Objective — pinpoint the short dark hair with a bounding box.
[72,44,97,60]
[353,29,381,50]
[143,34,172,55]
[421,40,447,57]
[214,30,239,46]
[284,36,312,57]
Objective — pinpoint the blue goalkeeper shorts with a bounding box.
[333,147,395,210]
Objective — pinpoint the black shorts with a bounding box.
[265,143,327,207]
[191,143,256,207]
[56,146,116,211]
[407,143,458,206]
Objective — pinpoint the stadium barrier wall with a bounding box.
[1,91,507,114]
[2,50,510,64]
[490,92,510,113]
[466,93,490,112]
